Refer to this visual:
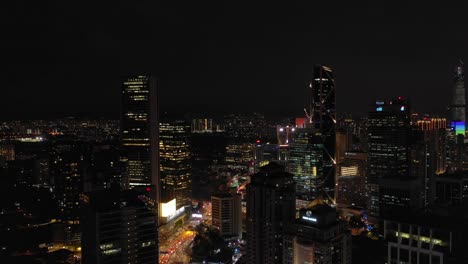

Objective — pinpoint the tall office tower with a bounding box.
[246,163,296,264]
[289,128,324,202]
[367,97,411,216]
[413,118,447,207]
[82,189,158,264]
[159,118,191,214]
[191,118,214,133]
[310,65,336,201]
[290,65,336,203]
[450,60,465,135]
[120,76,159,196]
[211,193,242,239]
[283,204,352,264]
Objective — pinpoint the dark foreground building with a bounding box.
[246,163,296,264]
[81,189,158,264]
[284,203,352,264]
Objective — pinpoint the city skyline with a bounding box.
[2,2,468,264]
[2,2,467,119]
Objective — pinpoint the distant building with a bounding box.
[246,163,296,264]
[0,144,15,161]
[225,143,254,170]
[81,189,158,264]
[211,193,242,239]
[283,203,352,264]
[253,142,289,173]
[191,118,224,133]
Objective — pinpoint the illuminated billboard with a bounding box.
[451,121,465,136]
[161,199,176,217]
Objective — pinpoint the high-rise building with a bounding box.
[81,189,159,264]
[289,128,323,202]
[246,163,296,264]
[412,118,447,207]
[283,203,352,264]
[159,118,191,216]
[211,193,242,239]
[450,60,465,136]
[367,97,411,216]
[120,76,159,196]
[290,65,336,203]
[310,65,336,201]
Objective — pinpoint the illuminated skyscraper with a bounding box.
[289,128,323,201]
[311,65,336,201]
[120,76,159,196]
[159,119,192,212]
[289,65,336,203]
[367,97,411,216]
[450,60,465,135]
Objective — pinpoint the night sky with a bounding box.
[2,1,467,119]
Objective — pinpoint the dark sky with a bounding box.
[2,1,467,119]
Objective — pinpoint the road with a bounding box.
[159,201,212,264]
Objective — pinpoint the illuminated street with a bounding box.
[159,201,212,264]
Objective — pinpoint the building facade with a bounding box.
[211,193,242,239]
[283,204,352,264]
[120,76,159,196]
[246,163,296,264]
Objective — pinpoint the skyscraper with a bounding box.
[289,65,336,203]
[311,65,336,201]
[246,163,296,264]
[450,60,465,135]
[289,128,323,202]
[367,97,411,216]
[159,118,191,213]
[120,76,159,197]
